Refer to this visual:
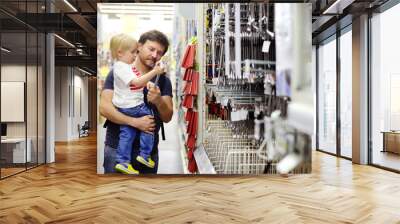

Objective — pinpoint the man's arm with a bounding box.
[155,95,173,123]
[147,83,173,123]
[99,89,155,132]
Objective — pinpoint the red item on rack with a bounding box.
[187,148,194,160]
[182,95,188,108]
[181,45,190,68]
[185,109,193,122]
[186,111,197,136]
[187,116,192,134]
[191,112,198,136]
[187,149,198,173]
[181,45,196,69]
[183,81,191,95]
[182,95,194,109]
[188,71,199,96]
[186,135,196,150]
[183,68,193,81]
[220,106,226,120]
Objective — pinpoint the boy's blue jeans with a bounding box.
[116,103,154,164]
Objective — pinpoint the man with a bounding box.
[100,30,173,174]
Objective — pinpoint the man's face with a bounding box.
[137,40,166,68]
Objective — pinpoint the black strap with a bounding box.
[161,122,166,141]
[103,119,109,128]
[154,75,166,141]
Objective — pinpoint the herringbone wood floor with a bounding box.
[1,134,400,223]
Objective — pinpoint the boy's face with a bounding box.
[118,44,137,64]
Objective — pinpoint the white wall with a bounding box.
[1,64,46,163]
[1,65,36,138]
[55,66,68,141]
[54,67,89,141]
[72,73,89,139]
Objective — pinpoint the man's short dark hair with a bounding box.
[138,30,169,55]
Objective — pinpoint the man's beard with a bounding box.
[139,56,156,69]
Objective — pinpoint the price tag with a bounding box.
[241,109,248,120]
[262,40,271,53]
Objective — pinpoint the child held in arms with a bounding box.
[109,33,165,174]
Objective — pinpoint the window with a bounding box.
[371,3,400,171]
[340,28,352,158]
[317,36,337,154]
[0,0,47,179]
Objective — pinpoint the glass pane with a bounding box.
[318,37,337,154]
[0,1,29,33]
[1,32,27,177]
[340,29,352,158]
[371,4,400,171]
[27,31,38,169]
[38,32,45,165]
[312,45,317,151]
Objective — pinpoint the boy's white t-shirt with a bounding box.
[112,61,144,109]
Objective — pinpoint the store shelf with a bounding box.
[178,119,189,174]
[193,144,216,174]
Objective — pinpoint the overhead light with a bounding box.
[1,47,11,53]
[78,67,92,76]
[54,34,75,48]
[323,0,355,15]
[101,11,174,16]
[63,0,78,12]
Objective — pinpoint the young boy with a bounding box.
[110,33,165,174]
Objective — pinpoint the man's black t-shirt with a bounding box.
[103,69,172,171]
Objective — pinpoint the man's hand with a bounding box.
[146,81,173,123]
[130,115,155,134]
[100,89,156,133]
[147,82,162,106]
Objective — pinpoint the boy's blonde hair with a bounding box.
[109,33,137,60]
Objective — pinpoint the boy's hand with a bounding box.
[153,61,167,75]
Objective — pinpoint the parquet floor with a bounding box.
[1,167,26,178]
[1,134,400,223]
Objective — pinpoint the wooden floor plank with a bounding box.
[0,134,399,223]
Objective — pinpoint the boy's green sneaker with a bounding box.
[115,163,139,174]
[136,156,155,168]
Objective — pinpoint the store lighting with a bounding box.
[98,3,174,15]
[1,47,11,53]
[54,34,75,48]
[63,0,78,12]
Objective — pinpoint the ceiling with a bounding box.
[0,0,99,74]
[0,0,395,73]
[311,0,390,43]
